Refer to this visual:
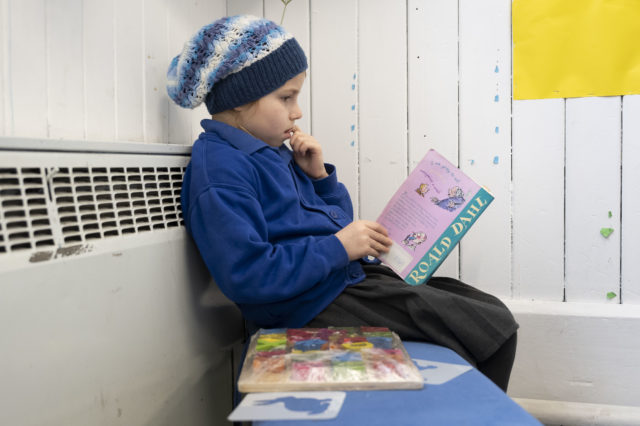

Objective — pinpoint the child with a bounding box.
[168,15,518,391]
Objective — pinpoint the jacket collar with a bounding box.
[201,119,269,155]
[200,119,295,163]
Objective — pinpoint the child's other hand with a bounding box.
[335,220,392,261]
[289,126,329,180]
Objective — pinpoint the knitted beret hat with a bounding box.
[167,15,308,114]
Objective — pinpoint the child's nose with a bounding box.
[290,103,303,120]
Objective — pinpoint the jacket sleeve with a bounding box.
[187,182,350,305]
[310,163,354,220]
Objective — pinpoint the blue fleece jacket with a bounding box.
[181,119,366,328]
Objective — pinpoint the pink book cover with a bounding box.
[376,149,494,285]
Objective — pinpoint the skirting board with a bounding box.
[504,300,640,411]
[513,398,640,426]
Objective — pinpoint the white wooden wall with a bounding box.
[2,0,640,415]
[3,0,638,305]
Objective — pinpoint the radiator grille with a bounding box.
[0,165,185,255]
[0,167,53,253]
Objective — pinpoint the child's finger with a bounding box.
[364,223,392,247]
[364,220,389,237]
[292,139,307,155]
[372,233,393,248]
[372,240,391,254]
[290,131,303,148]
[296,139,317,157]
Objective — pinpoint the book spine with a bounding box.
[403,188,494,285]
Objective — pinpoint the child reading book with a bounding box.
[169,15,518,391]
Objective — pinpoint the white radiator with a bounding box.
[0,138,244,426]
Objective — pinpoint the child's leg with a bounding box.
[477,332,517,392]
[306,264,518,390]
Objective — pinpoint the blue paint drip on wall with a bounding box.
[348,75,357,149]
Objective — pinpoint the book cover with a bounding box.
[377,149,493,285]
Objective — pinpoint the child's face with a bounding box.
[236,72,306,147]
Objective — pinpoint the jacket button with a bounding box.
[330,211,338,219]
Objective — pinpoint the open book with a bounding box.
[377,149,493,285]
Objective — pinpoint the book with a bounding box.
[377,149,493,285]
[237,327,424,392]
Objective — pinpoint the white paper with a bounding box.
[412,359,473,385]
[378,242,413,272]
[228,391,346,421]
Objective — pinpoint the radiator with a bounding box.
[0,138,244,426]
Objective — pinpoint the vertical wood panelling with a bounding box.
[408,0,458,165]
[622,95,640,303]
[143,0,169,143]
[358,0,407,221]
[458,0,511,295]
[408,0,460,278]
[47,0,84,140]
[83,0,116,142]
[227,0,262,17]
[2,0,640,307]
[565,97,621,302]
[115,0,143,141]
[310,0,359,212]
[512,99,565,301]
[8,0,48,138]
[265,0,310,136]
[166,0,201,144]
[0,0,7,136]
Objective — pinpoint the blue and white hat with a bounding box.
[167,15,308,114]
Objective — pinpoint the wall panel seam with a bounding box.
[619,96,624,304]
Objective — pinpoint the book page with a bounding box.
[377,149,492,284]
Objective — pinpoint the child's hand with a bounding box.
[289,126,329,180]
[335,220,392,261]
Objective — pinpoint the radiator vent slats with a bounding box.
[1,168,53,253]
[0,165,185,255]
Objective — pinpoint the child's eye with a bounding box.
[281,96,291,101]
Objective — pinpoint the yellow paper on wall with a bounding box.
[513,0,640,100]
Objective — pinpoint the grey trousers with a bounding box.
[306,264,519,391]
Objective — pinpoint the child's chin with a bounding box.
[265,139,285,148]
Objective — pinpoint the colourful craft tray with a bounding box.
[237,327,424,392]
